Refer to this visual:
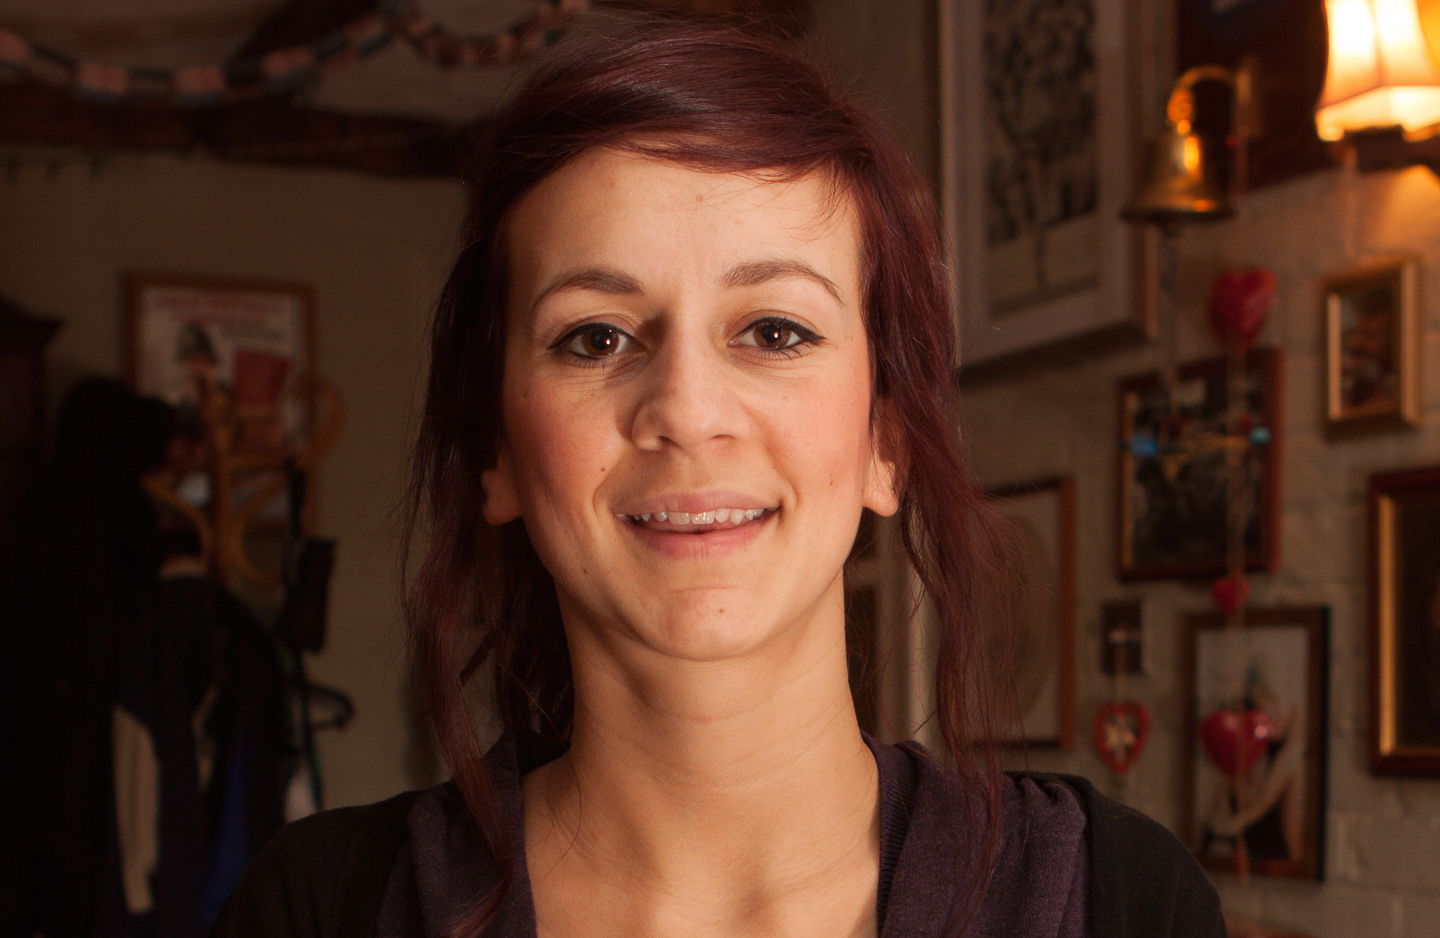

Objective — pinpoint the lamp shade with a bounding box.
[1316,0,1440,140]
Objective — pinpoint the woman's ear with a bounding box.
[481,445,522,525]
[863,399,903,518]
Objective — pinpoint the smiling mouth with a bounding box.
[617,508,774,532]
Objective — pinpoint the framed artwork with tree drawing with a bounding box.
[938,0,1153,367]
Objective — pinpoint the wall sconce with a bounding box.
[1123,64,1255,230]
[1315,0,1440,174]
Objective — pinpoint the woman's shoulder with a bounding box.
[881,740,1224,938]
[1006,770,1226,938]
[209,788,426,938]
[1006,770,1205,871]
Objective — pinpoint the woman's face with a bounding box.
[484,148,897,665]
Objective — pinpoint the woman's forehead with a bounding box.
[503,148,862,308]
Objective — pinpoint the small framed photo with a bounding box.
[983,476,1077,748]
[1324,257,1420,433]
[1368,467,1440,776]
[1184,606,1328,880]
[126,272,315,457]
[1117,348,1283,581]
[1100,598,1145,675]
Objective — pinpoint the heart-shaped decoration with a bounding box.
[1092,700,1152,776]
[1207,268,1276,351]
[1199,708,1275,777]
[1210,574,1250,615]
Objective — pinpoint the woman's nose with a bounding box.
[629,339,746,452]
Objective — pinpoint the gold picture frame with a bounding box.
[1368,466,1440,776]
[1323,257,1420,434]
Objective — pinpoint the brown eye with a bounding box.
[559,323,632,359]
[582,326,621,355]
[734,316,823,354]
[753,320,790,349]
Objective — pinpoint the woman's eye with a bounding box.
[556,323,632,359]
[735,317,822,353]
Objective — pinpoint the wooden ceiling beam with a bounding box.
[616,0,812,38]
[0,80,475,177]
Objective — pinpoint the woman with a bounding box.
[215,16,1222,938]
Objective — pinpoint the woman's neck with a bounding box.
[522,609,880,937]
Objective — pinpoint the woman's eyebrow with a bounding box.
[720,259,843,304]
[529,259,843,311]
[531,267,645,311]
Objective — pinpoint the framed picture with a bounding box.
[983,476,1076,748]
[1184,606,1328,880]
[1368,467,1440,776]
[126,272,315,457]
[938,0,1154,368]
[1324,258,1420,434]
[1117,347,1282,580]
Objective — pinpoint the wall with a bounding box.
[963,167,1440,938]
[0,149,466,809]
[812,2,1440,936]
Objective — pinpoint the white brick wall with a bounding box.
[961,166,1440,936]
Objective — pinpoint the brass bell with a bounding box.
[1121,124,1232,226]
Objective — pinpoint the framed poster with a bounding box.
[125,272,315,457]
[1368,467,1440,776]
[938,0,1154,368]
[1184,606,1328,880]
[1117,347,1282,580]
[983,476,1077,748]
[1324,258,1421,434]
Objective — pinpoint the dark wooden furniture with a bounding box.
[0,295,61,595]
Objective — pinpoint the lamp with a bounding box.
[1315,0,1440,174]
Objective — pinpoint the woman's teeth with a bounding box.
[620,508,768,528]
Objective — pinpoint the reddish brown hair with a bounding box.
[407,13,1006,934]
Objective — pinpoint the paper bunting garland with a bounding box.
[0,0,589,108]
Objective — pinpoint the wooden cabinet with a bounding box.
[0,295,61,592]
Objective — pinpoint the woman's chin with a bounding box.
[630,604,789,664]
[578,599,815,670]
[558,576,847,674]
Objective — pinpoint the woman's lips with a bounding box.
[617,507,775,557]
[616,507,771,531]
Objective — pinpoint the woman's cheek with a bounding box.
[512,389,616,508]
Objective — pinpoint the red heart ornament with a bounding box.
[1210,574,1250,615]
[1207,268,1276,351]
[1092,701,1151,776]
[1199,708,1275,777]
